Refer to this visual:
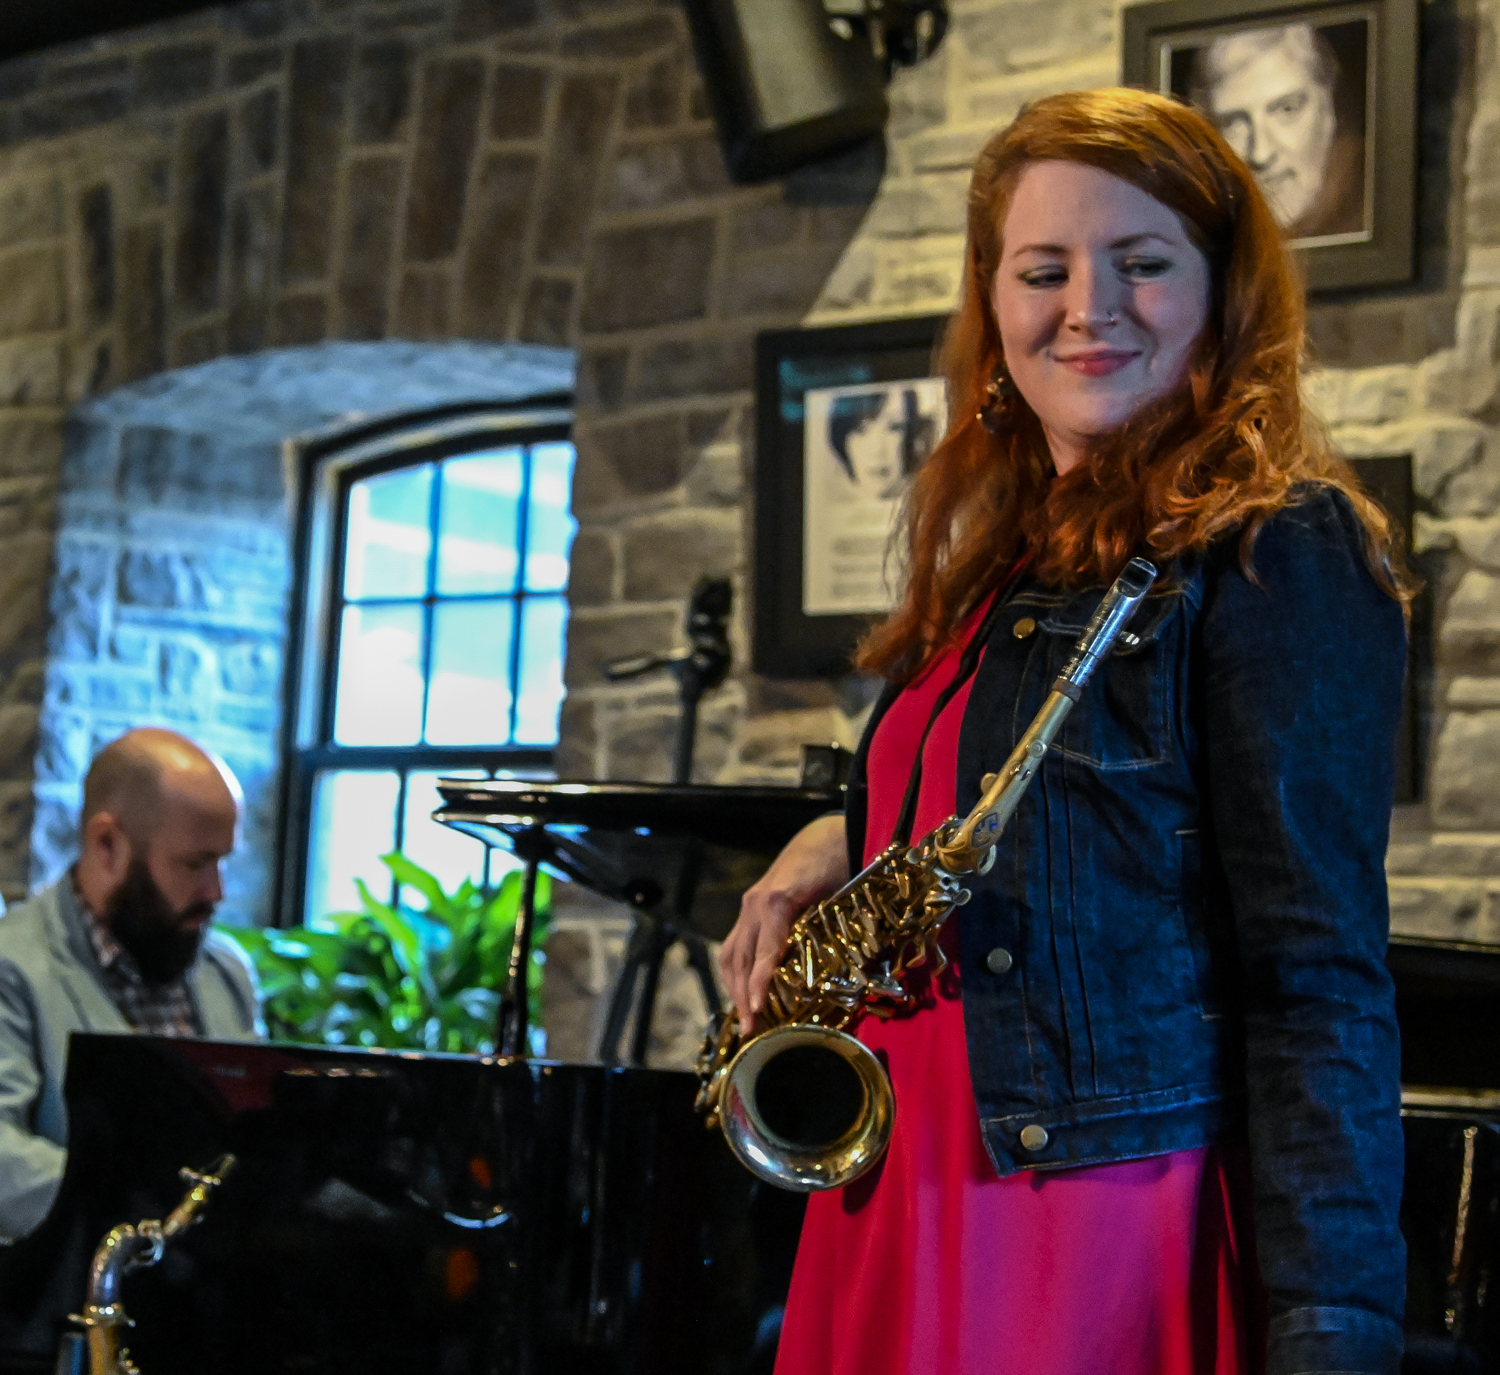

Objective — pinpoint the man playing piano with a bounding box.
[0,728,261,1242]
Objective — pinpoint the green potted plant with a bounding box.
[229,853,550,1055]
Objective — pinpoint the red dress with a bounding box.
[774,600,1263,1375]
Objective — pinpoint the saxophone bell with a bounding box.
[718,1025,893,1192]
[700,559,1159,1191]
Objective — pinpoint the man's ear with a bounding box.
[82,811,134,886]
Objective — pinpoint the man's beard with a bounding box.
[105,857,212,986]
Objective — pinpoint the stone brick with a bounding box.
[228,185,277,353]
[0,339,62,407]
[628,332,753,402]
[405,56,485,263]
[241,87,280,174]
[515,275,570,346]
[578,346,627,409]
[17,89,129,141]
[581,219,715,332]
[723,244,848,317]
[281,37,353,284]
[0,530,50,662]
[458,151,537,335]
[140,42,218,106]
[566,529,615,606]
[956,0,1113,78]
[352,40,413,144]
[554,695,598,778]
[338,156,402,339]
[0,783,34,852]
[1387,877,1495,942]
[117,426,283,509]
[1433,709,1500,828]
[221,640,280,696]
[561,14,679,60]
[452,0,543,39]
[533,73,618,269]
[121,223,166,382]
[606,130,729,211]
[227,46,284,88]
[32,709,86,782]
[624,52,685,130]
[577,413,686,507]
[394,267,452,339]
[79,184,114,327]
[0,245,63,339]
[47,540,108,659]
[729,198,803,253]
[176,110,231,317]
[1442,570,1500,655]
[0,180,61,248]
[621,510,741,600]
[564,607,678,687]
[0,415,62,479]
[40,55,130,92]
[272,291,327,346]
[171,321,225,370]
[226,1,289,39]
[490,63,547,140]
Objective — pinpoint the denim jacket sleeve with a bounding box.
[1197,489,1407,1375]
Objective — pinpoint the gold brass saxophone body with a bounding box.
[67,1155,235,1375]
[696,558,1158,1191]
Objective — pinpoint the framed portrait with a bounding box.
[1122,0,1417,292]
[754,316,947,678]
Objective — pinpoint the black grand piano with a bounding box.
[3,770,1500,1373]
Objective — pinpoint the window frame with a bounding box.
[276,398,574,928]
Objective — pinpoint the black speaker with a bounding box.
[684,0,890,183]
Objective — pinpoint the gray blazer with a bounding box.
[0,880,260,1240]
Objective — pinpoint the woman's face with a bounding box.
[991,160,1212,475]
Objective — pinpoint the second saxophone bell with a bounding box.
[718,1025,893,1191]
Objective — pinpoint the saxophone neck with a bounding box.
[932,557,1158,875]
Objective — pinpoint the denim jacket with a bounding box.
[844,490,1407,1375]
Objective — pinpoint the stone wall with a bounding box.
[0,0,1494,1053]
[32,340,570,926]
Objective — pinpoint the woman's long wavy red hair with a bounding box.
[858,87,1411,681]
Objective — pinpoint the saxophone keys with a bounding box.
[951,887,972,905]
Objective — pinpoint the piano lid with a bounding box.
[0,1034,804,1375]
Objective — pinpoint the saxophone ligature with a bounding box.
[696,558,1158,1191]
[63,1154,236,1375]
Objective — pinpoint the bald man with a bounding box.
[0,729,260,1241]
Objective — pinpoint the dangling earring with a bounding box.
[977,359,1018,435]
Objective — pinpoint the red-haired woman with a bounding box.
[719,88,1411,1375]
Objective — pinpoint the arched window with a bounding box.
[280,399,574,924]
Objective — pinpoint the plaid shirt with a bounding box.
[83,901,202,1038]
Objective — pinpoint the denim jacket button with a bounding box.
[985,947,1013,975]
[1011,617,1037,639]
[1019,1124,1049,1151]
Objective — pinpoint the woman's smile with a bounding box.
[990,160,1211,475]
[1053,347,1142,377]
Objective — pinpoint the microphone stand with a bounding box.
[596,577,732,1065]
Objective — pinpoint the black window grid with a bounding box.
[287,416,572,922]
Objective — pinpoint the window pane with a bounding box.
[344,465,433,600]
[306,769,400,924]
[514,595,567,746]
[525,442,576,593]
[333,604,426,746]
[436,449,523,596]
[425,600,515,745]
[399,770,488,906]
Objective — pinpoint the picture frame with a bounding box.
[753,315,947,678]
[1122,0,1417,293]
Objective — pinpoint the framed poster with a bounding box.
[1122,0,1417,292]
[753,316,947,678]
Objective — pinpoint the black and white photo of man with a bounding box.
[1178,17,1371,243]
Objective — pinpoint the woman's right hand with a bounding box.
[718,813,850,1037]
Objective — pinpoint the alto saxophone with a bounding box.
[64,1155,236,1375]
[696,559,1157,1191]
